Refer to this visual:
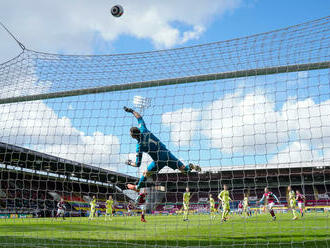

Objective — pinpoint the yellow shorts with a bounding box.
[290,200,296,209]
[222,203,230,211]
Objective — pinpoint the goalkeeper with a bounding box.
[124,107,201,192]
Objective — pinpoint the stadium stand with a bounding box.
[0,142,137,218]
[152,164,330,213]
[0,141,329,217]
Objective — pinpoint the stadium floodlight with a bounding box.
[0,16,329,248]
[133,95,151,114]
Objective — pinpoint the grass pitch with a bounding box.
[0,213,329,248]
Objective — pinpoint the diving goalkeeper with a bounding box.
[124,107,201,192]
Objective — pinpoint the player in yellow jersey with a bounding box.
[89,195,97,220]
[105,195,114,220]
[218,185,231,222]
[287,186,298,220]
[209,194,216,220]
[183,187,190,221]
[242,192,250,218]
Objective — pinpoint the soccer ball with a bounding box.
[111,5,124,17]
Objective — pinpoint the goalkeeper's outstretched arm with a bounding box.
[124,106,147,131]
[124,106,144,168]
[124,106,142,119]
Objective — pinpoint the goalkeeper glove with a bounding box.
[123,106,134,113]
[125,159,132,166]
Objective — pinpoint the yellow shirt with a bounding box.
[243,197,249,207]
[218,190,231,203]
[183,192,190,204]
[289,190,296,207]
[106,200,113,209]
[209,197,215,208]
[90,199,96,208]
[289,190,295,201]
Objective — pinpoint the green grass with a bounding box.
[0,213,329,248]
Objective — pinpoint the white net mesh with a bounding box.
[0,16,329,248]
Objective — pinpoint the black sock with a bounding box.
[270,210,275,217]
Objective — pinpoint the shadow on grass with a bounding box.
[196,234,330,241]
[0,236,328,248]
[0,223,132,233]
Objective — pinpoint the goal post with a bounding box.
[0,61,328,105]
[0,16,329,248]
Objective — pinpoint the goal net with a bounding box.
[0,16,329,248]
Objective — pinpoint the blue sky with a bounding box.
[1,0,329,61]
[0,0,329,175]
[96,0,330,54]
[38,67,329,174]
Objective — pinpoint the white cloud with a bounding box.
[0,100,121,170]
[281,98,330,160]
[0,61,52,99]
[0,0,242,63]
[0,66,121,170]
[38,132,120,170]
[201,90,291,155]
[269,142,320,164]
[162,89,330,164]
[162,107,201,147]
[180,25,205,45]
[324,148,330,160]
[282,98,330,149]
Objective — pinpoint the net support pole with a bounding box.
[0,61,329,105]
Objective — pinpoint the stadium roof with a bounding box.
[0,142,137,188]
[159,161,330,174]
[155,161,330,190]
